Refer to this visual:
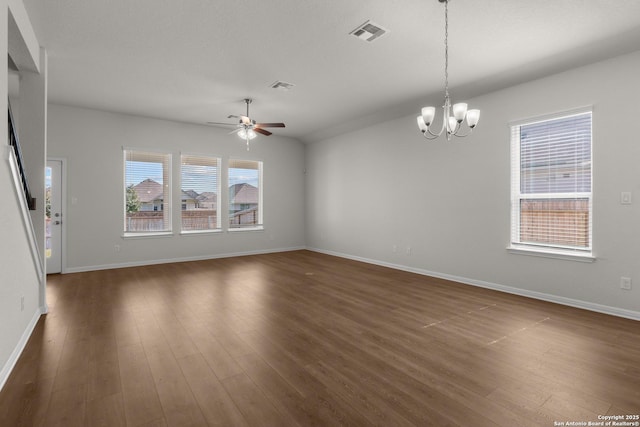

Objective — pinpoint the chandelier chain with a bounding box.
[444,0,449,100]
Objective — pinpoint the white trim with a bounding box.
[122,231,174,239]
[0,307,44,392]
[228,226,264,232]
[63,246,306,273]
[507,245,595,263]
[306,247,640,322]
[179,229,223,236]
[509,105,593,128]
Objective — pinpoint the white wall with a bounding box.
[47,104,306,271]
[306,50,640,318]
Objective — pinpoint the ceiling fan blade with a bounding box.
[254,128,272,136]
[255,123,285,128]
[228,128,242,135]
[207,121,237,126]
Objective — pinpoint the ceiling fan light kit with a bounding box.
[207,98,286,150]
[417,0,480,141]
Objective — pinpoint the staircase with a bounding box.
[6,100,44,282]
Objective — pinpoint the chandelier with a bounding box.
[417,0,480,140]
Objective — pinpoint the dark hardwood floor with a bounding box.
[1,250,639,426]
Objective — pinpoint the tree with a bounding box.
[45,187,51,218]
[126,184,141,213]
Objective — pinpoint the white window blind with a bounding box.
[124,149,172,233]
[510,109,592,254]
[228,159,263,229]
[180,154,221,232]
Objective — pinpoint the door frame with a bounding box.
[47,157,67,274]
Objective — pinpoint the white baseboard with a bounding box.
[307,247,640,322]
[0,306,45,392]
[64,246,307,273]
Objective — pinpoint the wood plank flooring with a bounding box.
[1,250,639,426]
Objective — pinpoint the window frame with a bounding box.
[123,148,173,238]
[179,153,222,235]
[508,108,595,262]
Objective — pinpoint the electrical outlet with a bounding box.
[406,246,412,255]
[392,245,397,253]
[114,244,121,252]
[621,192,632,205]
[620,277,632,290]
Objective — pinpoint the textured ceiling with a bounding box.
[21,0,640,143]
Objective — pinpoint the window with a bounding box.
[510,109,592,257]
[228,159,262,230]
[180,154,221,232]
[124,149,172,234]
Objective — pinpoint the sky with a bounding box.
[125,160,259,194]
[45,166,51,189]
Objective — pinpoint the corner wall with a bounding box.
[47,104,306,271]
[305,50,640,318]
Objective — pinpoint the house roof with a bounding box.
[197,192,217,203]
[133,179,163,203]
[20,0,640,143]
[182,189,199,200]
[230,183,258,205]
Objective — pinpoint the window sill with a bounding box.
[228,226,264,233]
[122,231,173,239]
[180,229,222,236]
[507,245,595,263]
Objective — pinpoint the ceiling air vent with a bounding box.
[349,20,388,42]
[270,81,295,91]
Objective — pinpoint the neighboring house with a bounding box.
[181,190,198,210]
[132,181,218,211]
[133,178,164,211]
[197,192,217,210]
[229,183,258,213]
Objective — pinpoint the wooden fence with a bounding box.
[126,210,218,231]
[520,199,589,247]
[126,209,258,231]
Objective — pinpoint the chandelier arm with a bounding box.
[449,127,475,138]
[421,131,440,140]
[426,109,448,138]
[424,127,443,138]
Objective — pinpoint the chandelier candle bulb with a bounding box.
[466,109,480,128]
[448,116,458,133]
[452,103,468,122]
[417,116,428,132]
[422,107,436,126]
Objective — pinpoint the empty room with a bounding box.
[1,0,640,426]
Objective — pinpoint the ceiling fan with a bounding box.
[207,98,285,150]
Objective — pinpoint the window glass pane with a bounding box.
[520,113,591,194]
[181,154,220,231]
[124,150,171,233]
[228,159,262,229]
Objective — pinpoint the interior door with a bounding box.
[46,160,62,274]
